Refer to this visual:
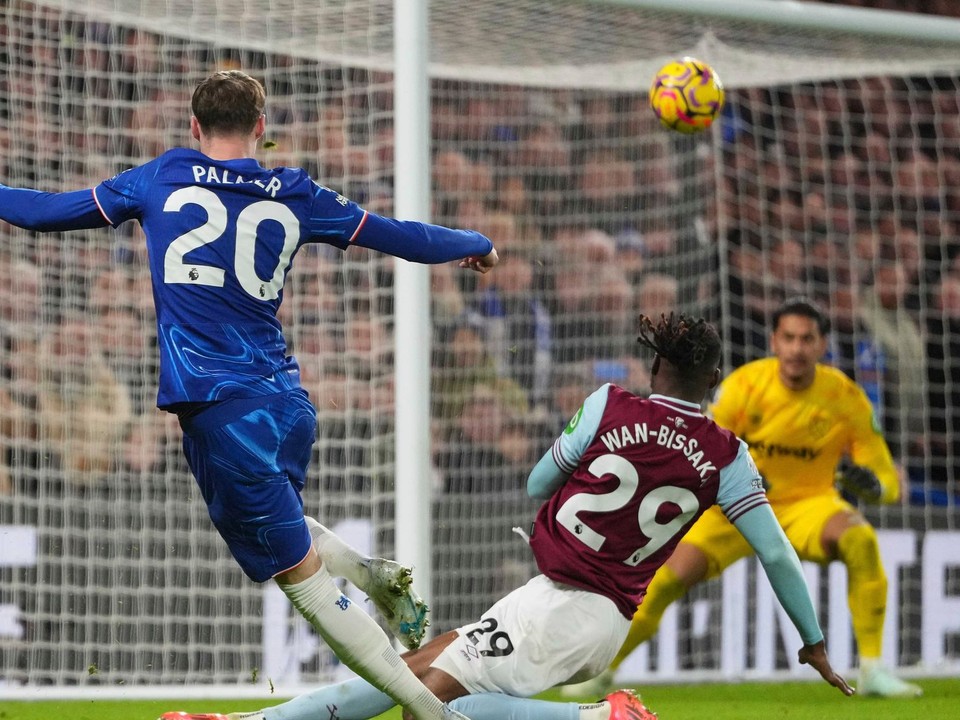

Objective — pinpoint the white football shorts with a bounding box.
[430,574,630,697]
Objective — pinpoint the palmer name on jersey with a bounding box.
[190,164,283,197]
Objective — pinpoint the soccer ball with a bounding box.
[649,57,724,134]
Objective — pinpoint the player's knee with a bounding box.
[665,543,710,588]
[836,523,884,578]
[645,563,693,609]
[416,666,464,703]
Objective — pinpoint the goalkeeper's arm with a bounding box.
[834,460,884,504]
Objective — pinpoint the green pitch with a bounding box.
[5,678,960,720]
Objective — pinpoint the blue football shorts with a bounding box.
[178,389,317,582]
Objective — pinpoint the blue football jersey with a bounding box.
[93,148,372,407]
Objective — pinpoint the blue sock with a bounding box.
[450,693,580,720]
[263,677,395,720]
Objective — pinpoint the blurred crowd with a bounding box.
[0,0,959,519]
[820,0,960,15]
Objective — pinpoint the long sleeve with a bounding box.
[0,186,111,232]
[732,503,824,645]
[847,389,900,503]
[353,212,493,264]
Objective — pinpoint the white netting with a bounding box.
[0,0,958,694]
[35,0,960,88]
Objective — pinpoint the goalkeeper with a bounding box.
[566,297,920,699]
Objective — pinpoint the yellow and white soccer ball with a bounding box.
[649,57,724,134]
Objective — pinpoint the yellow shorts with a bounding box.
[683,493,857,579]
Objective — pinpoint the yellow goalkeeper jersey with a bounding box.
[708,357,899,504]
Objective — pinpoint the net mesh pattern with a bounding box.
[0,0,957,690]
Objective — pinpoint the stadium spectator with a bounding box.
[0,256,47,496]
[90,268,159,416]
[471,252,552,405]
[543,363,596,434]
[925,273,960,494]
[513,119,575,232]
[37,315,132,487]
[434,382,515,495]
[432,148,476,221]
[635,272,680,324]
[0,69,498,720]
[547,230,633,365]
[575,148,639,236]
[551,262,633,365]
[171,313,851,720]
[580,298,920,699]
[723,230,769,365]
[858,249,927,469]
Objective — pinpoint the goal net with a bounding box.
[1,0,959,694]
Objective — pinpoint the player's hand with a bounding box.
[459,248,498,274]
[798,640,855,696]
[835,460,883,503]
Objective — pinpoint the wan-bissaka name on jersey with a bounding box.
[531,385,744,618]
[597,421,717,479]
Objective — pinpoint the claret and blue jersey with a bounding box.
[0,147,492,409]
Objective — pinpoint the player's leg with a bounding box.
[778,494,921,699]
[821,509,922,698]
[440,574,630,704]
[305,515,429,649]
[277,556,460,720]
[616,507,750,663]
[561,506,750,698]
[419,616,656,720]
[158,687,658,720]
[178,392,465,720]
[159,633,467,720]
[159,677,395,720]
[161,581,651,720]
[450,689,657,720]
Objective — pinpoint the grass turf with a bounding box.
[3,678,959,720]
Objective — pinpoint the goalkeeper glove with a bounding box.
[835,460,883,503]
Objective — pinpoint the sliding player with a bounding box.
[160,314,851,720]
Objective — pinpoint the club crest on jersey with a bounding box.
[564,406,583,435]
[808,414,831,440]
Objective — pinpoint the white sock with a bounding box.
[281,566,444,720]
[305,516,370,588]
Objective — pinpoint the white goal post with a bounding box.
[1,0,959,699]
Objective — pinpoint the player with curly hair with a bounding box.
[568,299,920,699]
[162,313,851,720]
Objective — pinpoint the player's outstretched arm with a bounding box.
[0,186,110,232]
[352,212,494,266]
[731,503,852,696]
[799,641,855,696]
[458,248,499,274]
